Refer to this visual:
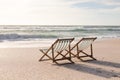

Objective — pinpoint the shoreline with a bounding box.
[0,37,119,48]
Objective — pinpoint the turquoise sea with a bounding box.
[0,25,120,41]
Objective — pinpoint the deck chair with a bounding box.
[70,37,97,61]
[39,38,74,64]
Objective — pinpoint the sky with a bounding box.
[0,0,120,25]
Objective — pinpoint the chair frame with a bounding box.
[39,38,74,64]
[70,37,97,61]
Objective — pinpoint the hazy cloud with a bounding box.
[0,0,120,25]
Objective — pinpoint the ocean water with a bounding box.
[0,25,120,41]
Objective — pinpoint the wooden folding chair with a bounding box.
[39,38,74,64]
[70,37,97,61]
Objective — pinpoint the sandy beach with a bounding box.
[0,38,120,80]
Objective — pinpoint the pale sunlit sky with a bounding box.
[0,0,120,25]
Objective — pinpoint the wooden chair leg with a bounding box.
[39,50,52,61]
[65,49,76,58]
[57,52,74,63]
[77,51,96,61]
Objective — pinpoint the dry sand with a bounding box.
[0,38,120,80]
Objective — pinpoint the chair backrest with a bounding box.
[52,38,74,52]
[76,37,97,51]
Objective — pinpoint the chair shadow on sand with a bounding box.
[86,60,120,68]
[56,60,120,78]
